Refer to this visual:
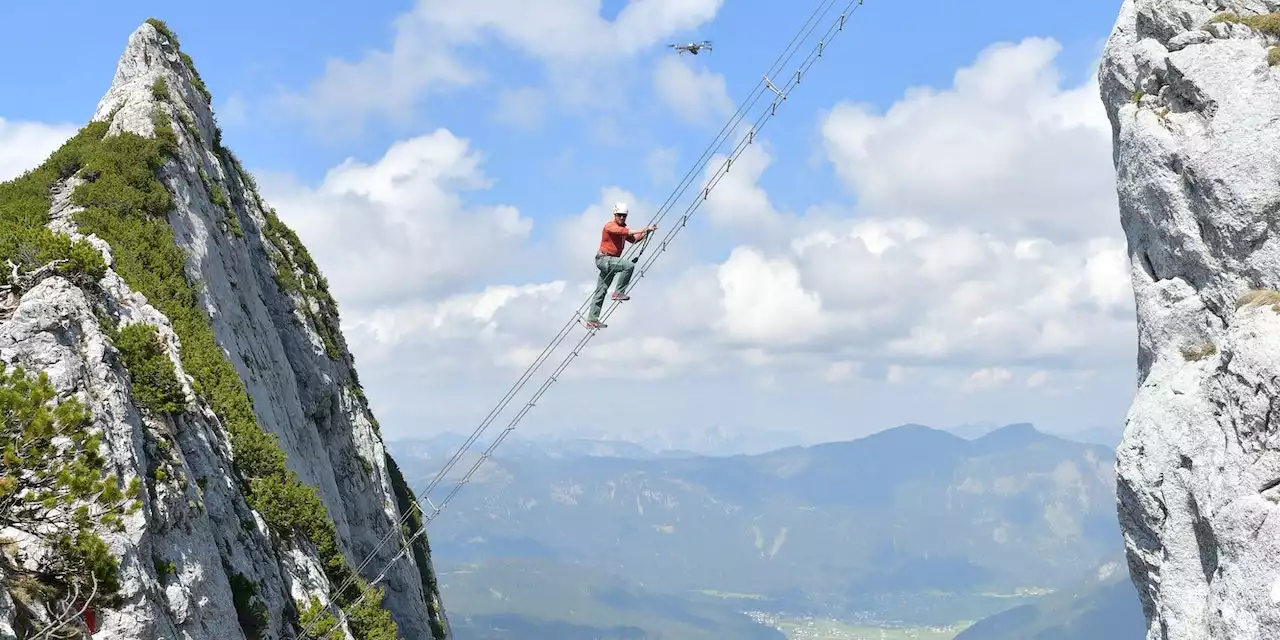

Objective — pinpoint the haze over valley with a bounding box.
[391,422,1145,638]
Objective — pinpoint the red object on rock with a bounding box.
[84,608,97,633]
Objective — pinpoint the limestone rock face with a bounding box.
[1100,2,1280,639]
[0,21,448,640]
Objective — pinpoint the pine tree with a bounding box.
[0,363,142,628]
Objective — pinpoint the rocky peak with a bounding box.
[1101,1,1280,639]
[0,19,448,640]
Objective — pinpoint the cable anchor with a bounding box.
[764,76,785,115]
[764,75,784,98]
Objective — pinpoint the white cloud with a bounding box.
[652,56,733,124]
[962,367,1013,393]
[702,143,786,231]
[250,35,1137,444]
[490,86,547,131]
[643,146,678,185]
[0,118,77,182]
[822,361,859,382]
[786,220,1133,366]
[300,36,1134,387]
[417,0,722,62]
[341,280,569,374]
[716,247,825,347]
[820,37,1118,241]
[280,0,725,131]
[258,128,533,309]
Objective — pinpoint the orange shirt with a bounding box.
[598,220,637,257]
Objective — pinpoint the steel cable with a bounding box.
[298,0,868,635]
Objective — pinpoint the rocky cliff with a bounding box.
[0,20,449,640]
[1100,2,1280,639]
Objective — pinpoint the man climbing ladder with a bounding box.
[585,202,656,329]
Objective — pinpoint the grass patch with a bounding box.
[198,168,243,238]
[151,77,170,102]
[345,587,400,640]
[151,106,178,155]
[218,149,347,365]
[299,595,344,640]
[1211,13,1280,66]
[176,110,200,144]
[1236,288,1280,310]
[0,124,109,290]
[1211,12,1280,37]
[229,571,269,640]
[0,364,143,612]
[260,207,343,361]
[109,322,187,415]
[153,555,177,577]
[1180,342,1217,361]
[209,184,229,210]
[145,19,212,106]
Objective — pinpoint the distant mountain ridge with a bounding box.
[395,422,1124,625]
[397,420,1120,461]
[954,555,1145,640]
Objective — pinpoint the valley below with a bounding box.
[392,423,1145,639]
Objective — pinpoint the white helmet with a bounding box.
[613,202,629,215]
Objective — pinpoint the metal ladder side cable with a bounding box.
[642,0,843,236]
[418,11,864,519]
[319,58,782,600]
[638,0,841,233]
[407,0,850,544]
[380,0,842,514]
[422,0,868,531]
[299,1,870,635]
[309,0,848,605]
[323,66,784,603]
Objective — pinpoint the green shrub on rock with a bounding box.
[111,322,187,415]
[0,363,143,609]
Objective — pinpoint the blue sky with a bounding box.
[0,0,1138,452]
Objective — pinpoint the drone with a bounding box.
[670,40,712,55]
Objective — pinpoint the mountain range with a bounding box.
[392,422,1134,636]
[953,559,1145,640]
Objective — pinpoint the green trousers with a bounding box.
[588,254,635,322]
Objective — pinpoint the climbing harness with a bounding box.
[298,0,869,634]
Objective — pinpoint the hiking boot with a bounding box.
[611,291,630,301]
[584,320,607,329]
